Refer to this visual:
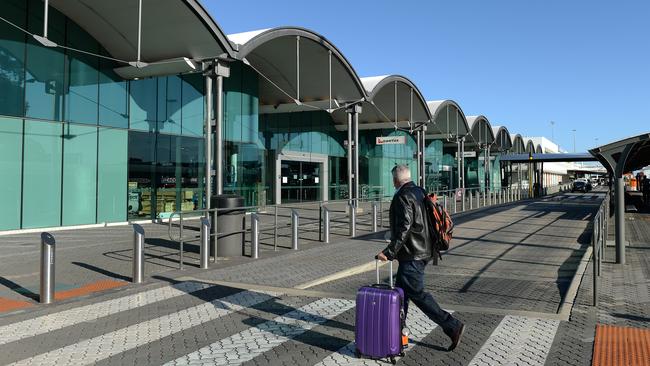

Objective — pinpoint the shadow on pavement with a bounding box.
[0,276,39,301]
[72,261,131,282]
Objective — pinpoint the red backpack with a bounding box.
[424,193,454,261]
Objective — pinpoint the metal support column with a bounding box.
[456,138,461,191]
[353,106,361,206]
[40,232,55,304]
[203,70,213,213]
[346,112,353,205]
[416,130,422,186]
[615,177,625,264]
[421,126,427,188]
[213,62,230,195]
[349,201,357,237]
[460,137,465,210]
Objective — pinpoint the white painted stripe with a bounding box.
[314,306,449,365]
[166,298,355,366]
[0,281,211,346]
[8,289,280,366]
[467,315,560,366]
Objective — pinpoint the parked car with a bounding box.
[572,179,592,193]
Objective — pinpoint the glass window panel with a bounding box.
[179,137,204,211]
[224,62,242,142]
[64,21,99,124]
[22,120,62,228]
[156,134,179,213]
[158,76,182,135]
[129,78,157,132]
[128,131,155,219]
[0,0,26,117]
[181,74,203,137]
[62,124,97,225]
[98,127,127,223]
[25,0,65,121]
[0,117,23,230]
[98,52,128,128]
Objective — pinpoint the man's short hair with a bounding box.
[391,164,412,184]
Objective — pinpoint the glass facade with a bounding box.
[0,2,205,230]
[0,0,453,231]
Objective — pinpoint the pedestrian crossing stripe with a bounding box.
[165,297,355,366]
[0,281,212,346]
[8,289,281,366]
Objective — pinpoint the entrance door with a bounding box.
[280,161,321,203]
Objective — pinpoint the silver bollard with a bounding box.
[291,209,299,250]
[372,202,378,232]
[469,190,473,210]
[132,224,145,284]
[443,195,447,212]
[323,206,330,243]
[251,213,259,259]
[40,232,55,304]
[453,194,457,213]
[349,202,357,237]
[200,217,210,269]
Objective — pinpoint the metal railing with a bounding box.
[591,190,610,306]
[164,184,568,269]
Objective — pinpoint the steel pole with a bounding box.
[251,213,259,259]
[349,201,357,237]
[40,232,55,304]
[372,202,378,232]
[323,206,330,243]
[460,137,465,211]
[203,72,213,213]
[215,74,224,195]
[615,177,625,264]
[416,130,422,186]
[347,112,353,205]
[291,209,299,250]
[353,110,360,206]
[132,224,145,284]
[456,139,461,190]
[200,217,210,269]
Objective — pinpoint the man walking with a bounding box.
[377,165,465,351]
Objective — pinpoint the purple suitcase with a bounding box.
[355,260,405,364]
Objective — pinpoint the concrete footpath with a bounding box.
[0,191,647,365]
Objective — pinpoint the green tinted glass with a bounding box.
[22,120,62,228]
[62,124,97,225]
[129,78,157,132]
[0,117,23,230]
[64,22,99,124]
[181,74,204,137]
[0,0,26,117]
[98,128,127,223]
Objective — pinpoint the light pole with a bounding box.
[572,129,576,153]
[550,121,555,142]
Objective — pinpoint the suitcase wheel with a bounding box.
[354,349,361,359]
[390,356,397,365]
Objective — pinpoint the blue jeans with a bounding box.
[395,260,460,336]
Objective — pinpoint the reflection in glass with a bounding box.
[0,0,26,117]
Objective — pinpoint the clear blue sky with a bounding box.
[204,0,649,153]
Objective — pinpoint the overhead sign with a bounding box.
[376,136,406,145]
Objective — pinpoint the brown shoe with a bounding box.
[447,323,465,351]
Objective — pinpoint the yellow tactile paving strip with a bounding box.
[593,324,650,366]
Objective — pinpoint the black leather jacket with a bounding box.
[382,181,433,262]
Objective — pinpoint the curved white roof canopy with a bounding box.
[330,75,432,130]
[525,139,536,153]
[425,100,470,141]
[491,126,513,152]
[467,116,495,150]
[49,0,235,79]
[229,27,366,114]
[511,134,526,153]
[536,144,543,154]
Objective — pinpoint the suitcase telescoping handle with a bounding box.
[374,256,394,288]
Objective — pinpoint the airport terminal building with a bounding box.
[0,0,545,231]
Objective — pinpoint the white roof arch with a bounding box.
[467,115,495,147]
[426,100,470,139]
[491,125,513,152]
[229,27,366,110]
